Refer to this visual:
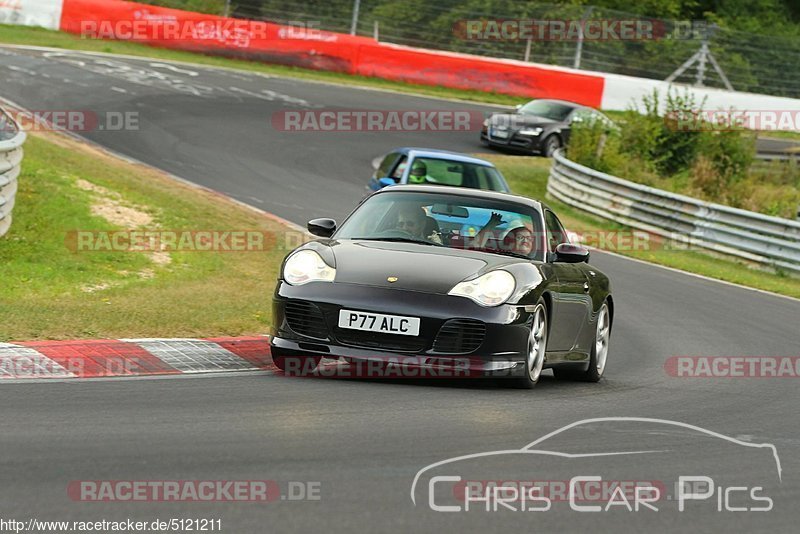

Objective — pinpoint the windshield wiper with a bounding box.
[471,247,531,259]
[355,237,444,247]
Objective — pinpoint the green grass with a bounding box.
[0,133,295,340]
[484,154,800,299]
[0,25,523,106]
[2,25,797,306]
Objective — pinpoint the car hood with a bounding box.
[490,113,558,130]
[320,240,524,294]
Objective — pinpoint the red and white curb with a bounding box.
[0,337,274,380]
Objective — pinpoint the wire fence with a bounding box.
[221,0,800,99]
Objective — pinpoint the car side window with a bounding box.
[390,156,408,180]
[374,153,399,180]
[544,210,569,252]
[570,109,592,124]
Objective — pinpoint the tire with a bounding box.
[542,135,560,157]
[553,301,611,382]
[515,300,548,389]
[272,355,321,376]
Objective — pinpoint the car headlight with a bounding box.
[519,127,543,136]
[449,270,516,307]
[283,250,335,286]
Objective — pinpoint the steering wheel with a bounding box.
[376,228,418,239]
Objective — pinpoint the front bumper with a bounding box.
[271,281,534,377]
[481,129,544,153]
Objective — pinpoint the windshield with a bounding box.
[518,100,576,121]
[336,191,545,261]
[406,157,509,192]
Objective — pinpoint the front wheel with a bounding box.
[542,135,561,157]
[515,301,548,389]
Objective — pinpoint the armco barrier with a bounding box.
[0,108,26,238]
[547,149,800,274]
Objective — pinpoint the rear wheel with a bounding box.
[272,355,321,376]
[515,301,548,389]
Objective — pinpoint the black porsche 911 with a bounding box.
[480,99,616,157]
[270,185,613,388]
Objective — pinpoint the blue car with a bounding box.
[367,148,510,193]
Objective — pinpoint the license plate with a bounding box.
[338,309,420,336]
[491,128,509,139]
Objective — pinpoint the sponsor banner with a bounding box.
[59,0,371,73]
[55,0,607,106]
[0,0,63,29]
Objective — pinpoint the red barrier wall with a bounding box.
[59,0,370,72]
[355,43,604,106]
[58,0,605,106]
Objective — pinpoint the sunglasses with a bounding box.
[397,220,418,229]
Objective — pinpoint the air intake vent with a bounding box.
[284,300,328,340]
[433,319,486,354]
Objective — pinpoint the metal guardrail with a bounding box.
[547,149,800,274]
[754,152,800,163]
[0,108,26,238]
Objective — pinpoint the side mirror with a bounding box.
[555,243,590,263]
[378,177,396,188]
[514,104,523,111]
[307,218,336,238]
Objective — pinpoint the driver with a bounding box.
[408,161,434,184]
[395,206,442,244]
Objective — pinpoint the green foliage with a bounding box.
[136,0,228,15]
[565,89,798,218]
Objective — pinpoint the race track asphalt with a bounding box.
[1,46,798,532]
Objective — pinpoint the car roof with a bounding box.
[374,184,545,211]
[525,98,586,109]
[392,147,497,167]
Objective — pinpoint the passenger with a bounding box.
[504,226,535,256]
